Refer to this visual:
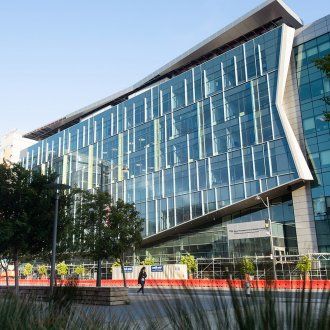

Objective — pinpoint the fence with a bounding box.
[1,253,330,281]
[195,253,330,280]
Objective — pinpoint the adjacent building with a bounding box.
[0,130,35,164]
[21,0,330,259]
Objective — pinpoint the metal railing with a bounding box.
[195,253,330,280]
[2,253,329,280]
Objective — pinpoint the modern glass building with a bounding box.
[21,0,330,258]
[294,21,330,252]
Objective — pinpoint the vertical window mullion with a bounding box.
[258,44,263,76]
[226,153,232,204]
[170,86,174,112]
[160,90,163,116]
[266,73,275,139]
[192,68,196,102]
[184,78,188,106]
[243,44,248,82]
[173,167,176,226]
[251,145,256,180]
[239,117,246,199]
[234,56,238,86]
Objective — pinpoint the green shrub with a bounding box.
[297,255,312,274]
[37,264,47,277]
[239,257,255,276]
[22,263,33,277]
[112,260,121,268]
[56,261,68,277]
[181,254,198,274]
[141,256,155,265]
[74,265,85,277]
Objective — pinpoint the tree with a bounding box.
[74,193,143,287]
[181,254,198,278]
[0,257,11,287]
[314,54,330,121]
[74,265,85,278]
[106,199,143,287]
[0,162,32,292]
[112,260,121,268]
[37,265,48,278]
[239,257,255,278]
[22,263,33,278]
[141,256,155,266]
[297,255,312,279]
[56,261,68,278]
[0,162,74,293]
[73,189,113,286]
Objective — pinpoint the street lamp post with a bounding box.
[256,195,277,280]
[48,182,71,292]
[50,189,59,291]
[95,162,105,287]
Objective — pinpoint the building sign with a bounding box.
[112,264,187,280]
[227,220,270,240]
[124,266,133,273]
[151,265,164,272]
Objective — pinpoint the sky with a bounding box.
[0,0,329,137]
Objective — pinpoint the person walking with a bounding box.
[245,278,251,297]
[137,267,147,294]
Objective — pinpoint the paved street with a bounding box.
[74,287,329,327]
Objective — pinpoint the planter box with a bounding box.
[0,286,129,306]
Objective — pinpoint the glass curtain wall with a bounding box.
[22,26,298,239]
[294,32,330,252]
[142,194,297,258]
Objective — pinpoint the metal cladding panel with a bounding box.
[275,24,313,181]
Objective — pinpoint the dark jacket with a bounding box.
[138,270,147,284]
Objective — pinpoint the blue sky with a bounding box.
[0,0,329,137]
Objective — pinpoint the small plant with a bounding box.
[37,264,48,278]
[239,257,255,277]
[22,263,33,277]
[112,260,121,268]
[297,255,312,278]
[74,265,85,277]
[56,261,68,277]
[141,256,155,265]
[181,254,198,277]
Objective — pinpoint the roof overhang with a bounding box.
[141,179,305,248]
[24,0,303,141]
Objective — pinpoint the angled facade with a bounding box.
[21,0,330,258]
